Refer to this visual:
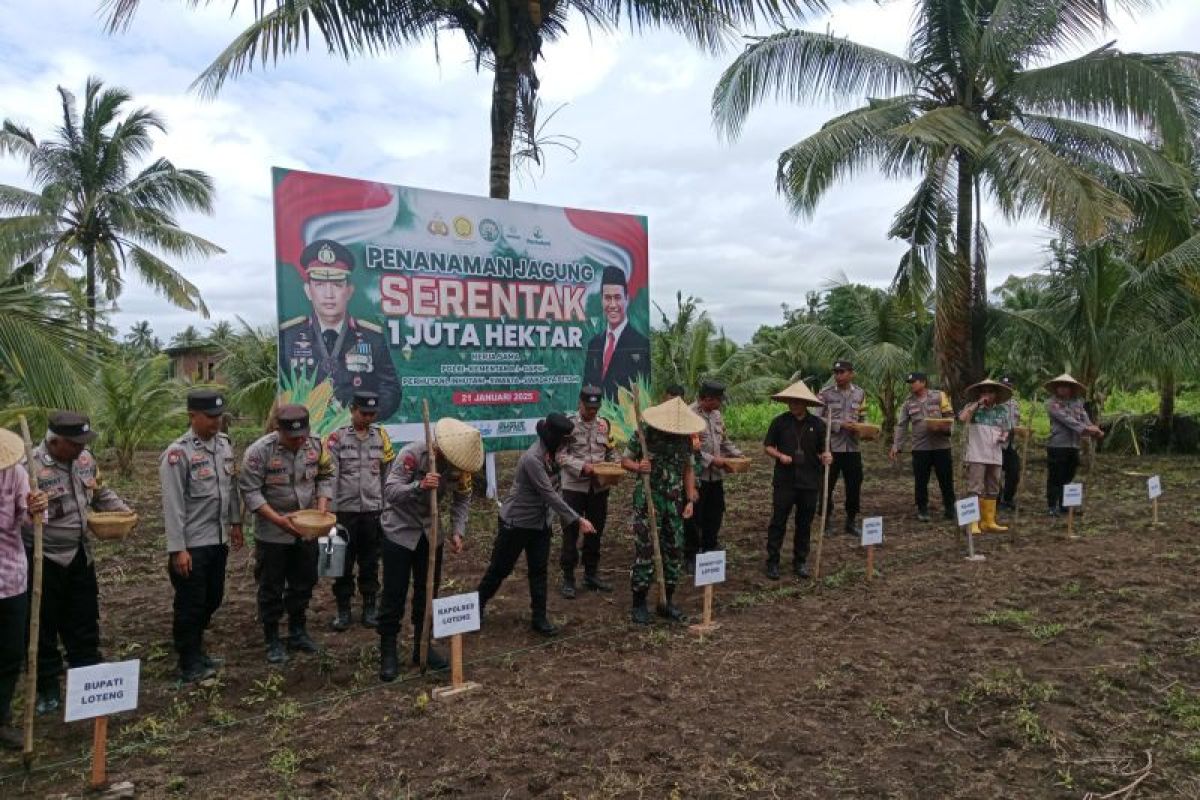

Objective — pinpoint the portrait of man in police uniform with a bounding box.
[279,239,401,419]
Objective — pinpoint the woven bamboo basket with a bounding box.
[851,423,882,441]
[288,510,336,540]
[87,511,138,541]
[591,462,626,488]
[925,418,953,433]
[1012,425,1032,441]
[724,457,753,474]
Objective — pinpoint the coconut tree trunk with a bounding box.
[489,54,520,200]
[1157,369,1176,445]
[935,155,976,404]
[85,248,97,336]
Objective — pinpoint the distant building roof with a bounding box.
[164,343,223,357]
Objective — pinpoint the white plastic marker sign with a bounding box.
[65,660,140,722]
[860,517,884,547]
[433,592,481,638]
[956,496,981,526]
[694,550,727,587]
[1148,476,1162,500]
[1062,483,1084,508]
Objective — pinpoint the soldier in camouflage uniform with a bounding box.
[160,390,243,683]
[621,398,701,625]
[240,405,334,664]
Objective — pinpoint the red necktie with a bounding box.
[602,331,616,377]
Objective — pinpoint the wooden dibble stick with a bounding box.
[19,416,43,770]
[812,405,833,581]
[631,386,668,610]
[419,400,441,674]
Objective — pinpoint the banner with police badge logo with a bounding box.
[272,167,651,450]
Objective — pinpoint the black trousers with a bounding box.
[1001,447,1021,505]
[254,539,318,627]
[0,591,28,724]
[912,449,955,512]
[332,511,381,601]
[169,544,228,667]
[1046,447,1080,510]
[477,518,551,617]
[684,480,726,559]
[826,452,863,516]
[377,536,443,642]
[561,489,608,575]
[28,545,101,692]
[767,485,819,567]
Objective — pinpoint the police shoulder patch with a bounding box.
[598,418,610,433]
[403,453,418,472]
[167,448,184,466]
[355,318,383,334]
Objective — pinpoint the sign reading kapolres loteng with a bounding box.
[272,168,651,449]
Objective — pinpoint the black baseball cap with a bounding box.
[698,379,726,399]
[352,391,380,411]
[48,411,97,444]
[833,360,854,372]
[905,372,928,383]
[187,389,226,417]
[579,385,603,409]
[998,374,1016,387]
[664,384,685,399]
[276,404,310,435]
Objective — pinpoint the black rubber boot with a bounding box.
[531,614,559,637]
[656,585,688,624]
[287,618,319,653]
[583,570,612,592]
[794,562,811,579]
[765,562,780,580]
[264,624,288,665]
[379,635,399,682]
[361,594,378,628]
[412,641,450,671]
[560,571,576,600]
[630,590,651,625]
[916,508,931,522]
[35,684,60,716]
[330,597,352,632]
[844,514,859,536]
[943,507,956,521]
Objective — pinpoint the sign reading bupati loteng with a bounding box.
[272,168,651,449]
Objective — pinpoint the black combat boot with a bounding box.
[531,614,559,637]
[287,617,319,653]
[178,639,216,684]
[412,640,449,671]
[630,589,651,625]
[361,594,378,628]
[34,683,60,715]
[330,597,352,632]
[583,570,612,593]
[656,585,688,624]
[560,570,577,600]
[844,514,859,536]
[264,624,288,665]
[943,506,956,521]
[379,635,399,682]
[794,562,811,579]
[916,508,931,522]
[764,562,781,580]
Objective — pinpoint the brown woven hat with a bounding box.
[435,418,485,473]
[641,397,705,436]
[965,379,1013,404]
[1044,373,1086,396]
[0,429,24,471]
[771,380,824,406]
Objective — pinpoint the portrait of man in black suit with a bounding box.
[582,265,649,400]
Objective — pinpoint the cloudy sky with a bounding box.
[1,0,1197,343]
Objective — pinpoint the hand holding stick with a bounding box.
[19,415,42,769]
[813,405,834,581]
[632,386,668,610]
[419,400,441,673]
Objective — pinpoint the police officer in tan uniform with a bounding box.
[25,412,131,713]
[889,372,956,522]
[818,360,868,534]
[556,386,618,598]
[686,380,744,568]
[324,391,395,632]
[161,390,243,683]
[240,405,334,664]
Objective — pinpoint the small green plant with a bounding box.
[814,674,832,691]
[1063,581,1082,596]
[268,747,302,781]
[1164,686,1200,730]
[1008,705,1050,745]
[977,609,1034,628]
[1030,623,1066,641]
[1054,768,1075,789]
[244,672,285,706]
[822,567,854,589]
[268,700,302,722]
[166,776,187,794]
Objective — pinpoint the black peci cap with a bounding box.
[541,412,574,437]
[187,389,226,417]
[833,360,854,372]
[579,385,603,409]
[48,411,97,444]
[352,390,380,411]
[698,379,726,399]
[905,372,927,384]
[600,265,627,290]
[301,239,354,281]
[276,404,310,435]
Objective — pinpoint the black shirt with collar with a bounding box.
[764,411,827,490]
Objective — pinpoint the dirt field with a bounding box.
[3,441,1198,798]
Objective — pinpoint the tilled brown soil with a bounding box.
[3,442,1199,798]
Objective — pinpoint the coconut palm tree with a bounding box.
[0,77,221,334]
[93,353,180,476]
[207,319,235,346]
[124,319,161,355]
[106,0,835,199]
[218,318,279,425]
[0,277,95,414]
[712,0,1200,400]
[650,292,736,396]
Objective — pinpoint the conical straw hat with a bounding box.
[965,379,1013,404]
[771,380,824,405]
[641,397,705,436]
[1044,373,1086,396]
[0,429,23,471]
[435,418,485,473]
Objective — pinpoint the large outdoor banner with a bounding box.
[272,168,650,449]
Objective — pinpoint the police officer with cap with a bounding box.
[555,385,618,598]
[25,411,132,714]
[240,404,334,663]
[819,360,869,534]
[280,239,401,419]
[161,389,243,683]
[324,390,395,631]
[890,372,956,522]
[997,375,1022,511]
[686,380,744,568]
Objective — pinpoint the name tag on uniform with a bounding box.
[344,353,372,373]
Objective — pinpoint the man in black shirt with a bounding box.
[762,381,832,580]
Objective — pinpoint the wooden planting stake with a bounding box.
[688,584,720,635]
[813,405,833,581]
[432,634,480,701]
[1067,506,1077,539]
[19,416,43,770]
[419,400,441,674]
[90,716,108,790]
[865,544,875,580]
[631,385,668,610]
